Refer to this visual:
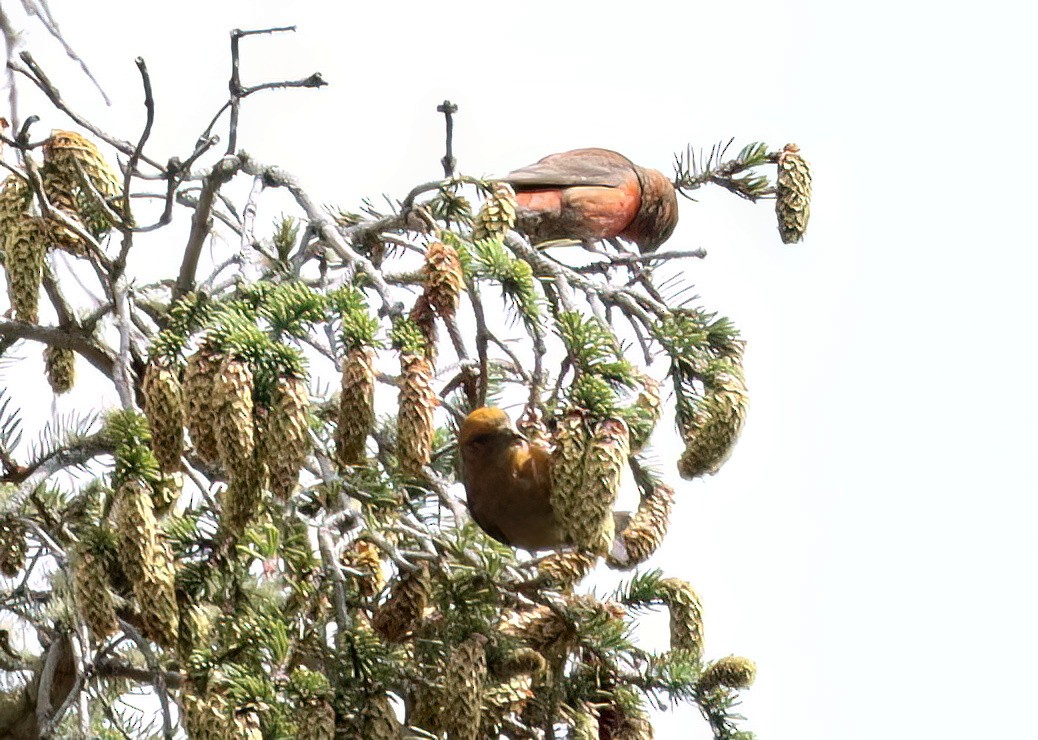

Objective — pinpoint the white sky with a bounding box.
[2,1,1037,738]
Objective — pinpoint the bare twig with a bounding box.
[437,100,458,178]
[20,0,111,105]
[173,155,242,300]
[117,620,174,740]
[0,319,116,378]
[12,52,164,171]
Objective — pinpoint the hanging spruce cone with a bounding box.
[549,407,590,534]
[112,478,179,646]
[472,181,517,242]
[72,546,119,640]
[483,674,536,729]
[0,514,27,577]
[570,706,599,740]
[43,130,124,234]
[503,597,622,659]
[151,473,182,516]
[0,174,31,239]
[423,239,464,320]
[220,457,266,543]
[349,692,401,740]
[408,294,438,359]
[492,647,547,681]
[607,482,674,569]
[232,707,263,740]
[625,375,662,454]
[261,374,310,499]
[371,562,429,643]
[335,347,376,468]
[698,655,757,693]
[677,351,748,480]
[439,634,488,740]
[177,603,216,661]
[612,711,655,740]
[536,549,597,588]
[775,143,812,244]
[552,412,629,555]
[3,216,47,323]
[183,347,223,464]
[396,352,437,478]
[40,162,88,255]
[43,345,76,394]
[212,356,256,481]
[181,688,232,740]
[295,697,336,740]
[142,358,185,473]
[659,577,704,661]
[341,539,384,599]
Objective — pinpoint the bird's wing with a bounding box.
[502,149,634,189]
[469,507,512,546]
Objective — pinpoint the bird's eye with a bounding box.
[465,433,492,447]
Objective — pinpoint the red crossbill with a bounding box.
[457,407,567,551]
[503,148,679,253]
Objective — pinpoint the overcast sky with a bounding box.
[2,1,1036,738]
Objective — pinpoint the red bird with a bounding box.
[457,407,566,551]
[503,148,679,253]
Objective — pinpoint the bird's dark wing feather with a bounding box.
[469,506,511,546]
[502,149,634,190]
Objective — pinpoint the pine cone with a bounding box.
[220,456,266,543]
[483,674,535,727]
[112,479,178,646]
[472,182,517,242]
[142,358,185,473]
[3,216,47,323]
[41,345,75,395]
[440,633,488,740]
[612,712,655,740]
[549,408,590,528]
[659,577,704,660]
[502,597,620,659]
[0,514,27,577]
[183,347,223,464]
[371,563,429,643]
[775,143,811,244]
[536,549,598,588]
[177,603,215,661]
[625,375,662,454]
[335,347,376,468]
[72,546,119,640]
[698,655,757,692]
[181,688,232,740]
[40,162,88,255]
[0,175,31,240]
[261,374,310,499]
[212,356,256,481]
[43,130,124,233]
[491,647,546,681]
[295,697,336,740]
[233,708,263,740]
[423,239,464,320]
[677,352,748,480]
[341,539,384,599]
[396,353,437,478]
[552,412,629,555]
[351,692,400,740]
[151,473,182,516]
[569,706,599,740]
[607,482,674,569]
[408,293,438,359]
